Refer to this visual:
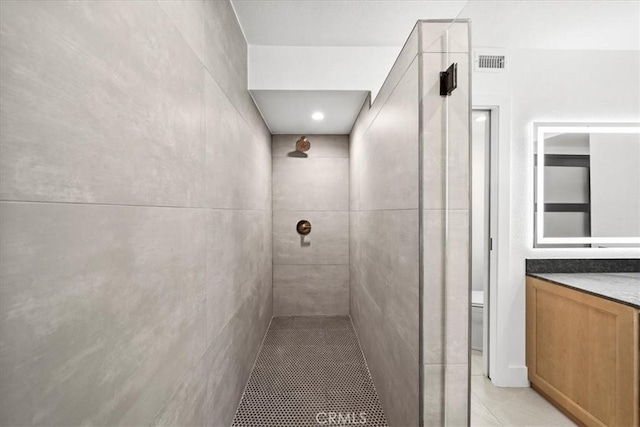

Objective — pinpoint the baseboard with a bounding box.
[490,364,529,387]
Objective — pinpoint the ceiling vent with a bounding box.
[474,49,508,73]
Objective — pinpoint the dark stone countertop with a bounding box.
[529,272,640,309]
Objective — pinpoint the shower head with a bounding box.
[296,136,310,152]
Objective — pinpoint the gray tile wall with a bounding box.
[0,1,272,426]
[272,135,349,316]
[350,21,471,427]
[350,26,421,427]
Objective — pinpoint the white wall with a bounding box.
[474,48,640,386]
[248,45,400,100]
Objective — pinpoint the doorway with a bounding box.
[471,109,493,379]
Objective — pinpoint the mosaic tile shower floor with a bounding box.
[232,316,388,427]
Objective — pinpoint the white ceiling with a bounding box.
[232,1,467,46]
[233,0,640,50]
[250,90,369,134]
[460,0,640,51]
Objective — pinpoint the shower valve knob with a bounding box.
[296,220,312,235]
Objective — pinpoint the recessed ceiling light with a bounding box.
[312,112,325,121]
[475,116,487,122]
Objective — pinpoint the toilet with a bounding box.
[471,290,483,351]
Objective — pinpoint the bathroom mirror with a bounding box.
[534,123,640,247]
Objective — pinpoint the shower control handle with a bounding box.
[296,220,312,235]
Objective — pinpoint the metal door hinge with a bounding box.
[440,63,458,97]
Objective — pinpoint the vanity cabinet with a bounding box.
[526,276,639,426]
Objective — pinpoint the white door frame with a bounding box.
[474,92,513,386]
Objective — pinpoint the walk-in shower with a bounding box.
[0,3,470,424]
[234,19,471,426]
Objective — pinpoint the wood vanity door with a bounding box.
[526,277,639,427]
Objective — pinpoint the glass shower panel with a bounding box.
[419,19,471,427]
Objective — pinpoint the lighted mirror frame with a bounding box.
[534,123,640,247]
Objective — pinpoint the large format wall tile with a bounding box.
[273,265,349,316]
[364,25,419,131]
[358,60,419,211]
[203,0,246,106]
[198,1,273,421]
[150,352,208,427]
[0,202,206,426]
[350,281,419,427]
[205,73,271,210]
[273,157,349,212]
[271,135,349,317]
[203,0,268,139]
[273,211,348,265]
[0,0,272,425]
[350,37,421,426]
[0,1,205,207]
[205,280,272,426]
[356,210,419,359]
[205,209,269,344]
[158,0,205,64]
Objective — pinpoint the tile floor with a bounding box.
[470,351,576,426]
[233,329,576,427]
[232,316,388,427]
